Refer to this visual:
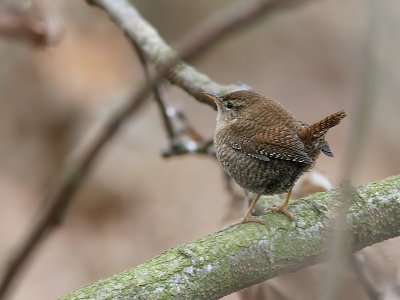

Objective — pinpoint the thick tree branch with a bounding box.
[62,174,400,300]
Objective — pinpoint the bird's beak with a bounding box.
[201,92,220,103]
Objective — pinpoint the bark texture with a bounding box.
[62,174,400,299]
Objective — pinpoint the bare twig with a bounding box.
[131,27,214,158]
[129,5,218,158]
[161,107,215,157]
[152,84,176,140]
[0,0,313,298]
[138,50,216,158]
[129,37,176,140]
[162,135,215,158]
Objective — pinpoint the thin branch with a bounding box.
[130,37,176,140]
[0,0,313,297]
[152,84,176,140]
[162,136,215,158]
[161,107,215,157]
[62,174,400,300]
[131,23,212,158]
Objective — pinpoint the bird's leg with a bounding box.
[268,188,296,221]
[229,190,267,226]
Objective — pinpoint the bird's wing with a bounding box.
[229,127,312,164]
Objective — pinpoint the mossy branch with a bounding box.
[62,174,400,299]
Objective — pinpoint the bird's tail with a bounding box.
[299,110,346,141]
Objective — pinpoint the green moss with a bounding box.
[62,174,400,300]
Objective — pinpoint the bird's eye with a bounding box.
[226,102,234,109]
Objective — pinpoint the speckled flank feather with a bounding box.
[210,90,346,196]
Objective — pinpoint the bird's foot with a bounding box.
[228,215,268,227]
[268,205,296,221]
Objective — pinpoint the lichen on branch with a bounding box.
[62,174,400,300]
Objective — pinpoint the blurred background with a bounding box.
[0,0,399,299]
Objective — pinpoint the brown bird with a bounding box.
[203,90,346,224]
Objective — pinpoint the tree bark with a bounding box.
[62,174,400,299]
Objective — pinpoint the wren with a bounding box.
[203,90,346,224]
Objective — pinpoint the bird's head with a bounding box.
[202,90,263,127]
